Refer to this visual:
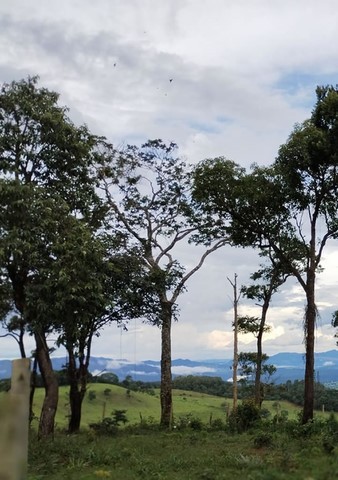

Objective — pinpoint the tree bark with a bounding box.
[255,300,269,407]
[160,301,173,428]
[67,347,87,434]
[302,273,316,424]
[34,330,59,438]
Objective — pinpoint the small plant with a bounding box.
[228,400,261,433]
[190,417,203,431]
[89,417,118,436]
[88,390,97,401]
[253,431,273,448]
[322,434,335,454]
[89,410,128,435]
[103,388,112,397]
[209,418,226,431]
[175,414,204,430]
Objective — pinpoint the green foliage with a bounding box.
[175,414,204,431]
[0,379,10,391]
[88,390,96,401]
[89,410,128,436]
[253,431,273,448]
[172,375,232,397]
[28,422,338,480]
[228,400,261,433]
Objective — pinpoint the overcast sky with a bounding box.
[1,0,338,362]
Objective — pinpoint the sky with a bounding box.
[1,0,338,362]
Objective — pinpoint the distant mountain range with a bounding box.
[1,350,338,384]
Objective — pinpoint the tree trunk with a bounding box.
[228,274,239,411]
[67,348,87,434]
[302,274,316,424]
[34,331,59,438]
[160,301,173,429]
[255,300,269,407]
[68,382,83,434]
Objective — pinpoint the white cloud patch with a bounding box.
[171,365,216,375]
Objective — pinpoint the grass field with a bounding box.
[28,383,305,429]
[28,420,338,480]
[5,384,337,479]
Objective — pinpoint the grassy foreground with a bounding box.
[26,384,338,479]
[28,424,338,480]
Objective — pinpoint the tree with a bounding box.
[227,274,240,411]
[240,260,288,406]
[193,85,338,423]
[237,352,276,403]
[98,139,227,428]
[26,212,121,434]
[0,76,103,437]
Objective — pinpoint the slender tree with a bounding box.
[227,274,240,411]
[240,260,288,406]
[98,139,228,428]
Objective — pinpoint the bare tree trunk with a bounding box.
[228,274,239,411]
[302,275,316,424]
[34,331,59,438]
[160,301,173,428]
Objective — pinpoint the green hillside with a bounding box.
[26,383,305,430]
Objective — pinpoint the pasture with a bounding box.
[29,383,303,429]
[25,384,338,479]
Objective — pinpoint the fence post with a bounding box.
[0,358,31,480]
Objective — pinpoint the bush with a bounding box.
[253,432,274,448]
[89,410,128,436]
[175,414,204,431]
[88,390,96,401]
[103,388,112,397]
[89,417,118,436]
[228,400,261,433]
[209,418,226,431]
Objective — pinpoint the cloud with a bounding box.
[171,365,216,375]
[1,1,338,363]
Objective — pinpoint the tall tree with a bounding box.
[0,76,103,436]
[98,139,227,428]
[193,85,338,423]
[26,214,120,434]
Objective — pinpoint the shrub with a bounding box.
[209,418,226,431]
[253,431,273,448]
[228,400,261,433]
[89,410,128,436]
[175,414,204,431]
[89,417,118,436]
[88,390,97,401]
